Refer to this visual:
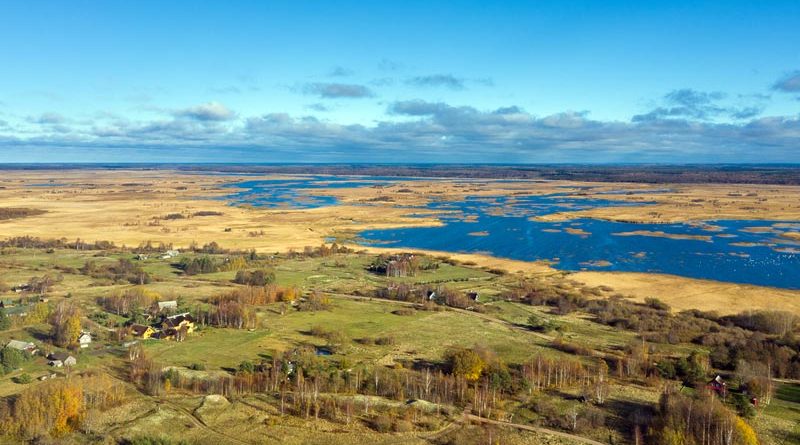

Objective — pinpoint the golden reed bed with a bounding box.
[1,169,799,315]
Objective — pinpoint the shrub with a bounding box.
[13,373,32,384]
[644,297,670,311]
[392,308,415,316]
[238,360,255,374]
[393,419,414,432]
[527,314,560,333]
[233,269,275,286]
[192,211,223,217]
[370,414,393,433]
[178,255,218,275]
[0,347,26,373]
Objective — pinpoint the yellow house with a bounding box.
[130,324,156,339]
[163,313,196,334]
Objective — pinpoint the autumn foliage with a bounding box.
[0,374,125,440]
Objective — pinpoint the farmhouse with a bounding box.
[160,250,180,259]
[47,352,76,368]
[78,332,92,348]
[163,312,196,333]
[11,284,31,293]
[706,375,727,397]
[152,328,178,341]
[0,299,29,316]
[130,324,156,339]
[156,300,178,312]
[5,340,37,354]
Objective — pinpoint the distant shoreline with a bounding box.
[1,163,800,185]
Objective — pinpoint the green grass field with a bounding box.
[2,247,799,445]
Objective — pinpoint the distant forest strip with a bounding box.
[179,164,800,184]
[0,208,46,221]
[2,163,799,184]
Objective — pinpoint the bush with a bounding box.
[731,393,757,419]
[393,419,414,432]
[0,308,11,330]
[178,255,218,275]
[371,414,394,432]
[238,360,255,374]
[0,347,26,373]
[13,373,32,384]
[233,269,275,286]
[644,297,670,311]
[527,314,560,333]
[392,308,415,316]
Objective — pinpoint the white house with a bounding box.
[160,250,180,259]
[47,352,77,367]
[78,332,92,348]
[157,300,178,312]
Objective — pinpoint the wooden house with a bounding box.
[78,332,92,348]
[156,300,178,312]
[130,324,156,339]
[163,312,195,334]
[5,340,37,355]
[706,375,727,397]
[47,352,77,367]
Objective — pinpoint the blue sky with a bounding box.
[0,1,798,163]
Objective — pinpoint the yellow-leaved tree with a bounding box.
[735,417,758,445]
[51,381,83,436]
[50,301,82,347]
[447,348,486,382]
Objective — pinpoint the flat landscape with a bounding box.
[4,2,800,443]
[1,166,799,444]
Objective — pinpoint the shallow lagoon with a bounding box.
[220,175,418,209]
[222,177,800,289]
[360,195,800,289]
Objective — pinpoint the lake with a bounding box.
[222,177,800,289]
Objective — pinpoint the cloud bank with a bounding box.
[302,83,374,99]
[2,72,798,163]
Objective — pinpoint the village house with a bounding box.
[160,250,180,259]
[163,312,196,333]
[0,299,30,317]
[706,375,727,397]
[130,324,156,339]
[152,327,177,341]
[47,352,77,368]
[156,300,178,312]
[78,332,92,348]
[5,340,38,355]
[11,284,31,293]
